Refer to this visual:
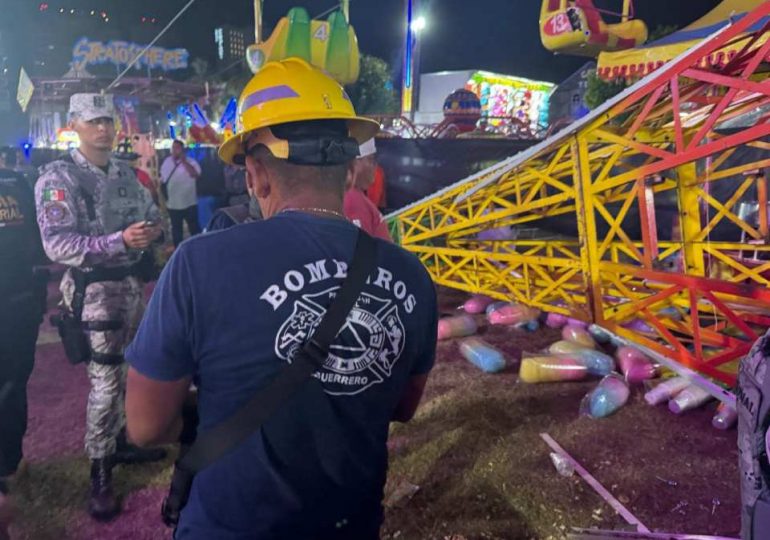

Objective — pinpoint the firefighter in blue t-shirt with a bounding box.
[124,58,438,539]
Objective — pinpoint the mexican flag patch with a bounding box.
[43,189,66,202]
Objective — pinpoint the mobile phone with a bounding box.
[143,220,158,227]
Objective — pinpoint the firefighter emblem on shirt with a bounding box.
[275,287,405,395]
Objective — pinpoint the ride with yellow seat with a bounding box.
[540,0,648,57]
[246,6,360,85]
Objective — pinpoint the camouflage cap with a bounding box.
[68,93,115,122]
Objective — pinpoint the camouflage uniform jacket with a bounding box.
[35,149,159,269]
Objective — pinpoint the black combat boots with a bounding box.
[114,429,167,465]
[88,457,119,521]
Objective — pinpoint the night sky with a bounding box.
[0,0,726,145]
[5,0,726,82]
[177,0,724,82]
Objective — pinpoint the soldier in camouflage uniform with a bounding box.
[35,94,166,521]
[738,332,770,539]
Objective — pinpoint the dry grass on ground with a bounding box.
[9,287,740,539]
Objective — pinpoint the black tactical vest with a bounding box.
[0,169,41,300]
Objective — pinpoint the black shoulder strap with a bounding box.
[221,205,251,225]
[178,230,378,474]
[56,152,97,220]
[80,189,97,221]
[163,160,181,184]
[60,152,76,165]
[70,268,88,320]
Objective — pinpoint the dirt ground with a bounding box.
[6,286,740,539]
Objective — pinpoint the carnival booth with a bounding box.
[416,70,554,139]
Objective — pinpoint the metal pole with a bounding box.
[341,0,350,22]
[677,163,706,276]
[107,0,197,90]
[622,0,631,22]
[401,0,414,119]
[412,1,422,120]
[254,0,263,43]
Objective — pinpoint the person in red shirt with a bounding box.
[344,139,392,242]
[367,164,386,210]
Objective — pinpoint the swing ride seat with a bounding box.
[245,7,360,85]
[540,0,648,57]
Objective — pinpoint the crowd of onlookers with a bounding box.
[0,142,389,245]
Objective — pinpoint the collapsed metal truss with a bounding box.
[387,4,770,386]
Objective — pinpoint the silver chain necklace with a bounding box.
[281,207,347,220]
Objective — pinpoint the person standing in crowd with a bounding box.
[738,332,770,539]
[223,163,250,207]
[12,150,37,188]
[160,140,201,247]
[0,166,47,540]
[204,160,262,232]
[367,161,387,211]
[114,138,158,205]
[125,58,437,539]
[35,93,166,521]
[344,138,392,241]
[205,197,262,232]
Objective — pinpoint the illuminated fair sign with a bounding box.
[72,37,189,72]
[214,28,225,61]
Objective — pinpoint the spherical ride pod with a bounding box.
[430,89,482,138]
[539,0,648,57]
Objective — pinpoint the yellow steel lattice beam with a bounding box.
[387,4,770,386]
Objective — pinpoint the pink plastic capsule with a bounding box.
[437,315,478,340]
[463,295,495,314]
[545,312,568,329]
[566,318,588,329]
[617,346,656,384]
[488,305,538,326]
[669,384,713,414]
[548,340,586,355]
[580,374,630,418]
[519,356,589,383]
[561,326,595,349]
[712,402,738,430]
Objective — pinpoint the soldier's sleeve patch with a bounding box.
[44,202,69,223]
[43,188,66,202]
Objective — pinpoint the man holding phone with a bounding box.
[35,93,166,522]
[160,140,202,247]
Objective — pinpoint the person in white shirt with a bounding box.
[160,140,202,246]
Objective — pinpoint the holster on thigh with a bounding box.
[83,320,125,366]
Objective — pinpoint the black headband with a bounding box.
[285,136,360,165]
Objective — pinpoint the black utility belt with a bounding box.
[77,265,141,285]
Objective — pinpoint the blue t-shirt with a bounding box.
[126,212,437,539]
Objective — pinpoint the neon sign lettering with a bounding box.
[72,37,189,71]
